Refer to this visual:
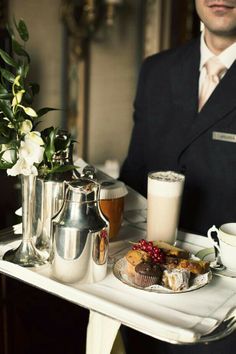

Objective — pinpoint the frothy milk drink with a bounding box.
[147,171,185,244]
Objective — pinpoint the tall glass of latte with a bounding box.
[147,171,185,244]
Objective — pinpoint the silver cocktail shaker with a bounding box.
[51,178,109,284]
[33,178,64,256]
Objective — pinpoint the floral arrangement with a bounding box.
[0,19,75,178]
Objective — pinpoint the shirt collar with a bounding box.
[200,31,236,70]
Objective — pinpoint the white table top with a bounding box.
[1,181,236,345]
[0,218,236,345]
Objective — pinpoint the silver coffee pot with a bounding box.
[51,178,109,284]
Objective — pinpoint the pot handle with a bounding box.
[207,225,221,260]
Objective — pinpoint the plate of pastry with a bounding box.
[113,240,212,293]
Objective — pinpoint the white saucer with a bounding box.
[195,248,236,278]
[212,267,236,278]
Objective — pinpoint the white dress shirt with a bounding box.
[198,32,236,96]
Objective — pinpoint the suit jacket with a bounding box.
[120,37,236,235]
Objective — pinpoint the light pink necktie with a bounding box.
[198,56,226,111]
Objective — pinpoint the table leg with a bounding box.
[86,310,121,354]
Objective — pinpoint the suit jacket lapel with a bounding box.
[177,58,236,159]
[170,38,200,120]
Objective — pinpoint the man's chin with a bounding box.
[208,26,236,37]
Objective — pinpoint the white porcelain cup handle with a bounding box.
[207,225,221,255]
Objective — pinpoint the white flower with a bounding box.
[24,131,44,161]
[7,131,45,176]
[7,158,38,176]
[12,90,25,108]
[13,75,21,87]
[18,105,38,117]
[19,119,33,134]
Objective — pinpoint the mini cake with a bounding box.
[125,249,151,277]
[164,256,180,270]
[134,262,162,287]
[164,257,210,275]
[177,259,210,274]
[162,269,190,291]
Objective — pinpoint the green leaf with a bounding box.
[0,120,10,129]
[17,62,29,79]
[6,24,15,39]
[49,164,78,174]
[0,68,15,83]
[0,49,17,67]
[0,123,15,143]
[0,119,12,134]
[15,19,29,42]
[40,126,54,139]
[12,39,30,62]
[0,93,13,100]
[37,107,59,118]
[0,161,13,170]
[0,83,8,94]
[0,100,14,121]
[44,128,58,162]
[0,136,12,144]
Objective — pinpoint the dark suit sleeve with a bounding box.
[119,60,149,197]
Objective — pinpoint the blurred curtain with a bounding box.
[143,0,200,58]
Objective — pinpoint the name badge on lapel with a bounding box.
[212,131,236,143]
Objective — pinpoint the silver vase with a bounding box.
[3,175,47,267]
[33,178,64,259]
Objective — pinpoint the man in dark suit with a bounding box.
[120,0,236,237]
[120,0,236,353]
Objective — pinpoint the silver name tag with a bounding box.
[212,131,236,143]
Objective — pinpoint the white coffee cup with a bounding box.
[207,224,236,271]
[147,171,185,244]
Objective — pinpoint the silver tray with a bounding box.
[113,257,212,294]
